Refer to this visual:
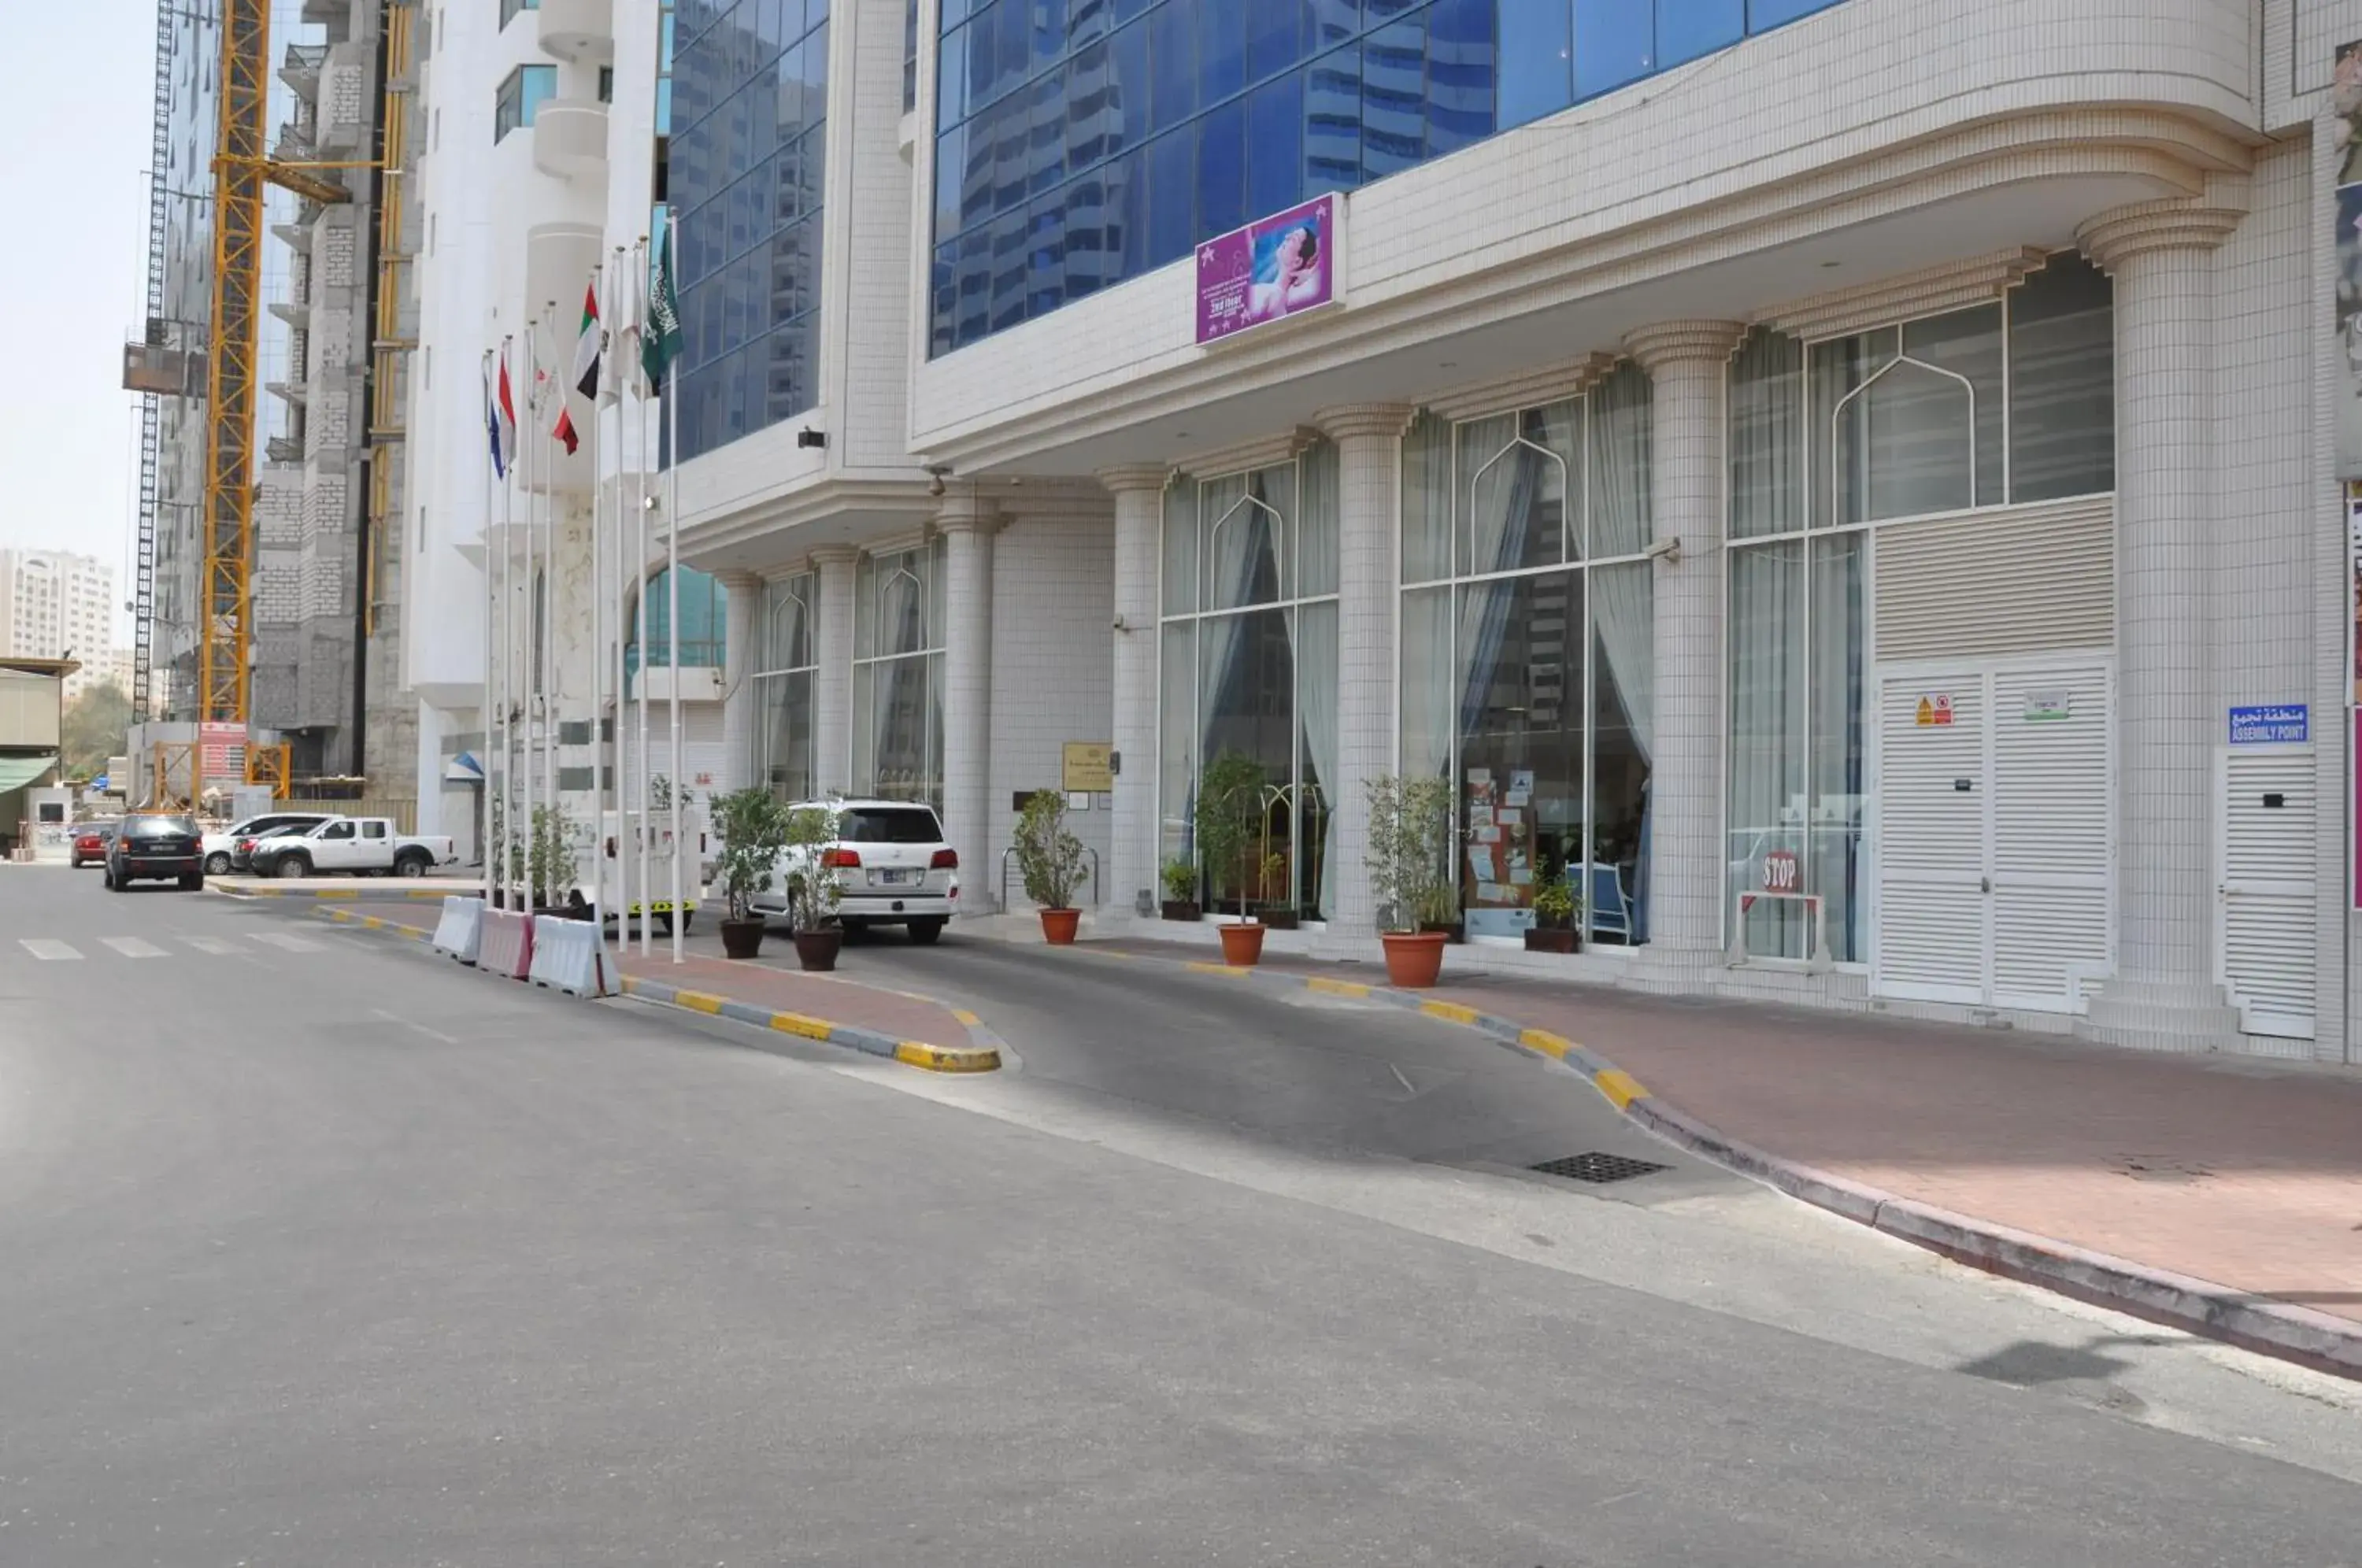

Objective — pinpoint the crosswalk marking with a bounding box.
[249,931,326,953]
[100,937,169,959]
[20,939,81,961]
[183,936,242,956]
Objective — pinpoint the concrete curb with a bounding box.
[309,907,1001,1074]
[1089,948,2362,1382]
[216,884,457,901]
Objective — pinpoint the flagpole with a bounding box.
[587,268,605,955]
[480,349,497,908]
[635,236,654,957]
[609,244,631,962]
[540,301,559,887]
[520,321,538,910]
[501,335,520,912]
[665,215,684,965]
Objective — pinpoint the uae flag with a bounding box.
[572,280,602,402]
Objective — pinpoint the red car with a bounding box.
[69,822,117,868]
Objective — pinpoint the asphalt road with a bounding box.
[3,871,2360,1566]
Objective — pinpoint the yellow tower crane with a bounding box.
[198,0,371,799]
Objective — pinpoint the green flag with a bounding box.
[641,223,683,393]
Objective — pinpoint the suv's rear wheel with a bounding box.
[907,918,945,945]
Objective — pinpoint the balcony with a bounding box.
[539,0,613,61]
[279,43,327,97]
[531,98,608,181]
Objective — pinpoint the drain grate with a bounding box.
[1531,1152,1670,1185]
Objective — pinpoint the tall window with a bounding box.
[1160,443,1340,919]
[928,0,1848,353]
[853,542,946,808]
[627,567,727,690]
[1724,252,2114,963]
[668,0,830,462]
[494,64,556,142]
[500,0,540,27]
[756,572,818,802]
[1399,364,1654,943]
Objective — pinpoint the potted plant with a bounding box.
[712,786,790,960]
[1525,867,1582,954]
[1364,774,1455,988]
[527,804,577,916]
[783,802,844,971]
[1256,848,1299,930]
[1195,750,1268,966]
[1160,856,1201,922]
[1014,790,1087,945]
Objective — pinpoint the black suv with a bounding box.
[106,812,205,892]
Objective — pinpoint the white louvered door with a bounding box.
[2217,747,2317,1041]
[1872,668,1990,1004]
[1989,661,2113,1014]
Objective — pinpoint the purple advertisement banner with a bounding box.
[1195,194,1338,346]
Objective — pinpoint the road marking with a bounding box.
[250,931,326,952]
[100,937,169,959]
[183,936,243,956]
[20,940,81,961]
[371,1008,457,1044]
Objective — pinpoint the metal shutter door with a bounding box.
[2218,748,2317,1041]
[1872,670,1988,1004]
[1989,661,2112,1014]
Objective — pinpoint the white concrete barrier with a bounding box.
[479,907,535,980]
[431,896,485,964]
[526,914,611,998]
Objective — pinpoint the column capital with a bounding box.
[2076,201,2245,271]
[807,545,860,568]
[1621,320,1746,372]
[1096,463,1172,497]
[1313,403,1418,443]
[710,568,762,590]
[933,491,1002,535]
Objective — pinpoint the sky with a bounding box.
[0,1,164,638]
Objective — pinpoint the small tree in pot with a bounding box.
[1364,774,1455,987]
[527,804,576,915]
[1015,790,1088,944]
[712,787,790,959]
[1160,856,1201,921]
[1194,750,1268,966]
[783,802,845,971]
[1525,865,1583,954]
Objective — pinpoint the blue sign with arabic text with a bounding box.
[2228,704,2308,745]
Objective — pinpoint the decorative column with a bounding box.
[2078,199,2246,1051]
[716,570,762,796]
[1314,404,1418,940]
[1621,320,1746,988]
[810,545,858,795]
[1100,464,1170,919]
[938,494,999,906]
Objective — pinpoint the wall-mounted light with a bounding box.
[797,427,827,449]
[925,463,951,497]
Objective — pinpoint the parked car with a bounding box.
[202,812,335,875]
[69,821,118,869]
[245,817,458,879]
[105,812,205,891]
[753,798,958,942]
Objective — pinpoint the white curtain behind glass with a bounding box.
[1197,479,1257,782]
[1587,367,1651,557]
[1298,440,1339,597]
[1293,601,1338,917]
[1401,413,1454,583]
[1590,561,1653,761]
[1730,328,1804,538]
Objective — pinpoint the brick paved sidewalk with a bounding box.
[1101,939,2362,1327]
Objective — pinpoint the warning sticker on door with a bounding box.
[1914,693,1955,727]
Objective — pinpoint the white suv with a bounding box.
[755,798,959,943]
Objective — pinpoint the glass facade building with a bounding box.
[928,0,1846,353]
[668,0,831,462]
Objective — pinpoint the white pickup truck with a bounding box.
[245,817,458,879]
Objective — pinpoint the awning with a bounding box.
[0,754,58,794]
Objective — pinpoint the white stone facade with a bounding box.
[399,0,2362,1062]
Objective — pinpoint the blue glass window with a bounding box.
[929,0,1850,352]
[669,1,829,460]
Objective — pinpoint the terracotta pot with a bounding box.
[1039,908,1082,945]
[1418,920,1464,945]
[1523,926,1578,954]
[1160,900,1202,923]
[720,917,765,960]
[792,928,842,971]
[1217,920,1266,967]
[1381,930,1449,988]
